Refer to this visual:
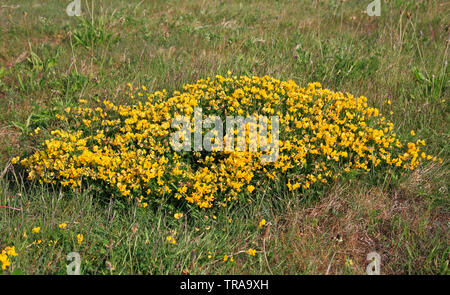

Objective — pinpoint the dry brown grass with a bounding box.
[266,169,448,274]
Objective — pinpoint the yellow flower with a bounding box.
[258,219,266,227]
[410,130,415,136]
[77,234,84,245]
[246,248,256,256]
[223,255,229,262]
[0,253,11,270]
[174,213,183,220]
[247,185,255,193]
[166,236,176,244]
[5,246,17,257]
[58,223,67,230]
[32,227,40,234]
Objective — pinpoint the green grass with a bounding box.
[0,0,448,274]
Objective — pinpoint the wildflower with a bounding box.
[5,246,17,257]
[166,236,176,244]
[246,248,256,256]
[259,219,266,227]
[247,185,255,193]
[223,255,229,262]
[174,213,183,220]
[11,157,20,164]
[58,223,67,230]
[32,227,40,234]
[77,234,84,245]
[0,252,11,270]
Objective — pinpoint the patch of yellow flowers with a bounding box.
[14,75,437,208]
[0,246,17,270]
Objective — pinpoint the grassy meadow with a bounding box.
[0,0,448,274]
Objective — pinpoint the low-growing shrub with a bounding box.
[14,75,438,209]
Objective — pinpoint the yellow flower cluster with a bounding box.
[0,246,17,270]
[77,234,84,245]
[166,230,177,244]
[16,75,436,208]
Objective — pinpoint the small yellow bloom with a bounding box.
[11,157,20,164]
[410,130,415,136]
[174,213,183,220]
[5,246,17,257]
[58,223,67,230]
[77,234,84,245]
[247,185,255,193]
[0,253,11,270]
[246,248,256,256]
[259,219,266,227]
[166,236,176,244]
[223,255,228,262]
[32,227,40,234]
